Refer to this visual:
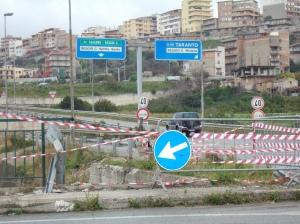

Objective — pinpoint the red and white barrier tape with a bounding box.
[192,147,300,156]
[252,122,300,134]
[213,156,300,165]
[254,142,300,149]
[0,133,159,162]
[0,112,157,135]
[192,142,300,150]
[193,132,300,141]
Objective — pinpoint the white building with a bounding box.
[157,9,182,35]
[0,36,24,58]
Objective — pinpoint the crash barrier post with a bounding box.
[0,117,72,187]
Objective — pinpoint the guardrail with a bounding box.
[1,105,161,123]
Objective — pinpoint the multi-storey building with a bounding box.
[183,46,225,77]
[201,0,261,38]
[23,28,69,53]
[222,31,290,76]
[261,0,300,17]
[44,50,70,76]
[122,16,157,40]
[0,65,38,80]
[157,9,182,35]
[218,0,260,28]
[181,0,212,33]
[0,36,24,64]
[202,46,226,77]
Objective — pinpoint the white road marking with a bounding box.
[1,212,300,223]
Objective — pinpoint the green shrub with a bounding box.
[94,99,118,112]
[74,193,102,211]
[58,96,92,111]
[203,191,252,205]
[128,199,141,208]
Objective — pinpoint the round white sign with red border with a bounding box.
[251,96,264,110]
[136,108,150,121]
[252,109,265,119]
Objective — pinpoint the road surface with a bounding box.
[0,202,299,224]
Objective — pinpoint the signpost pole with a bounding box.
[68,0,75,120]
[201,62,204,118]
[137,46,143,106]
[91,59,94,112]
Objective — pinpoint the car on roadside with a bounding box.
[166,112,202,137]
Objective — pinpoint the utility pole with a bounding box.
[136,46,143,105]
[3,12,14,129]
[68,0,75,120]
[201,62,204,119]
[117,67,120,82]
[91,60,94,112]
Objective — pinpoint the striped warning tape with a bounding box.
[192,132,300,141]
[192,147,300,156]
[0,112,157,135]
[252,122,300,134]
[0,133,159,162]
[254,142,300,149]
[213,156,300,165]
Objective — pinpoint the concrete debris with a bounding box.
[55,200,74,212]
[88,163,209,189]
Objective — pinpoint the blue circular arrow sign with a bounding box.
[154,130,191,171]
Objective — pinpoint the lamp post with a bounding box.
[68,0,75,120]
[3,12,13,118]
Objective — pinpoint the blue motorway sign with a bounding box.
[76,38,126,60]
[154,130,191,171]
[155,39,202,61]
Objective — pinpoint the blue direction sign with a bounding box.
[154,130,191,171]
[76,38,126,60]
[155,39,202,61]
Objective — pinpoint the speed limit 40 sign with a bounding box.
[139,96,149,109]
[251,96,264,110]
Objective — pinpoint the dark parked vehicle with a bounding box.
[166,112,202,137]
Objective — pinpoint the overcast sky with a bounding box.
[0,0,253,38]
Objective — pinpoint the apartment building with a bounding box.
[157,9,182,35]
[0,36,24,63]
[181,0,212,33]
[222,31,290,76]
[24,28,69,53]
[0,65,38,80]
[202,46,226,77]
[183,46,225,77]
[218,0,260,28]
[262,0,300,18]
[44,50,70,76]
[122,16,157,40]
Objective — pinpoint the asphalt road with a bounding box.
[1,202,300,224]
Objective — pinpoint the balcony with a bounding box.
[270,39,280,47]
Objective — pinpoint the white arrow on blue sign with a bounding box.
[76,37,126,60]
[154,130,191,171]
[155,39,202,61]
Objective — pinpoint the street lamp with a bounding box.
[68,0,75,119]
[3,12,13,120]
